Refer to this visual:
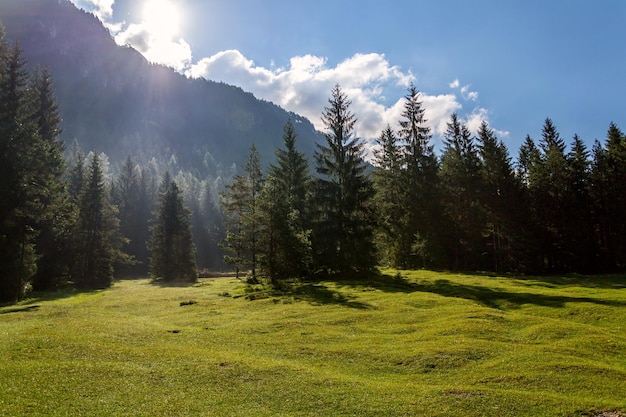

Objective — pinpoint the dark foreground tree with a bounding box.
[258,120,312,284]
[0,40,70,300]
[74,153,125,289]
[148,177,197,283]
[398,84,442,268]
[312,84,376,276]
[372,125,404,267]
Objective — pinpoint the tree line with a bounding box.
[2,28,625,302]
[0,36,198,302]
[222,84,626,286]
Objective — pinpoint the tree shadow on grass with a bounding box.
[511,273,626,290]
[279,282,372,309]
[337,272,626,311]
[409,278,626,310]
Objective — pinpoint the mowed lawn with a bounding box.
[1,270,625,416]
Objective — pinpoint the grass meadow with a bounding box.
[1,270,625,416]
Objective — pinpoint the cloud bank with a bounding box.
[70,0,506,142]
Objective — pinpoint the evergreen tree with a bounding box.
[590,123,626,270]
[221,145,264,282]
[398,84,441,268]
[535,118,569,270]
[312,84,376,276]
[221,172,249,279]
[372,125,405,267]
[258,120,312,284]
[0,41,68,299]
[112,155,143,274]
[29,67,73,291]
[0,41,38,301]
[564,134,593,271]
[476,121,523,272]
[439,113,484,270]
[74,153,125,289]
[148,179,197,283]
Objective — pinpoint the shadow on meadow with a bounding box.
[340,272,626,311]
[410,279,626,310]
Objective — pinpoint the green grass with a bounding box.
[1,270,625,416]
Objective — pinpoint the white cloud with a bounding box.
[115,23,192,72]
[69,0,504,143]
[70,0,115,20]
[70,0,192,71]
[187,51,470,139]
[461,85,479,102]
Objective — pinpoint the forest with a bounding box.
[1,28,626,303]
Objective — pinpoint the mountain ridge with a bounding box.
[0,0,323,174]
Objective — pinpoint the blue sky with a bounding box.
[71,0,625,154]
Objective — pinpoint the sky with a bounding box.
[69,0,626,154]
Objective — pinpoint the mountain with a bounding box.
[0,0,322,174]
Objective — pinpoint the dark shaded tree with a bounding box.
[398,84,442,268]
[148,177,197,282]
[590,123,626,270]
[312,84,376,276]
[372,125,405,267]
[258,120,312,284]
[476,121,525,272]
[439,113,484,270]
[74,153,125,289]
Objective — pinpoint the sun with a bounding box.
[143,0,181,40]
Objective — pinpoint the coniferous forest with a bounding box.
[1,25,626,304]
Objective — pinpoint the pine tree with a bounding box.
[398,84,442,268]
[0,41,69,300]
[29,67,73,291]
[476,121,523,272]
[439,113,485,270]
[221,145,264,282]
[148,179,197,283]
[535,118,569,270]
[372,125,405,267]
[74,153,125,289]
[258,120,312,284]
[564,134,593,271]
[312,84,376,276]
[112,155,143,274]
[590,123,626,270]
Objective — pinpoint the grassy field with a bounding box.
[1,270,625,416]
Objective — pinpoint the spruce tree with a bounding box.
[29,67,73,291]
[372,125,405,267]
[564,134,593,271]
[312,84,375,276]
[476,121,523,272]
[148,178,197,282]
[74,153,124,289]
[0,41,68,300]
[398,84,442,268]
[221,145,264,282]
[439,113,484,270]
[112,155,144,274]
[258,120,312,283]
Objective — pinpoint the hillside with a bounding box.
[0,0,322,172]
[1,270,625,416]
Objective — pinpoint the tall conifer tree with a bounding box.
[312,84,375,276]
[148,178,197,282]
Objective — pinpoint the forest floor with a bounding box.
[1,269,625,416]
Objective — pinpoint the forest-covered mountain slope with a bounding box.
[0,0,322,173]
